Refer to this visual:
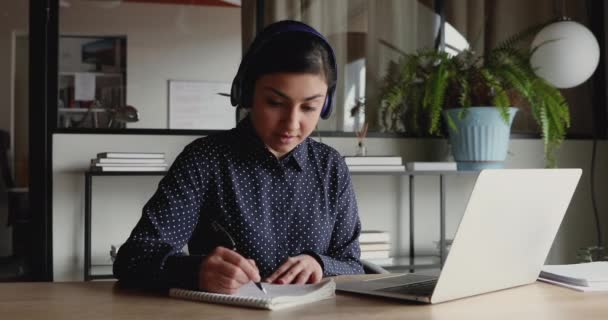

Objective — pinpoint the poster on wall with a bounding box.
[168,80,235,130]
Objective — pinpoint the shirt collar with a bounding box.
[289,139,308,170]
[234,116,308,171]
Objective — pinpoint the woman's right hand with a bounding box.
[198,246,261,294]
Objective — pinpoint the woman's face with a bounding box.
[250,72,328,158]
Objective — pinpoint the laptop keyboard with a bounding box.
[376,279,438,296]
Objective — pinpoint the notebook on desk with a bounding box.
[338,169,582,304]
[170,278,335,310]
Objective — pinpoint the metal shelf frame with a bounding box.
[83,170,478,280]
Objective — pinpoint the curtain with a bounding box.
[445,0,594,135]
[241,0,351,131]
[242,0,439,132]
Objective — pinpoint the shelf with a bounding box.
[58,108,107,113]
[350,171,406,175]
[87,256,441,280]
[383,256,442,273]
[350,170,479,176]
[406,170,479,176]
[89,265,115,280]
[363,255,441,273]
[84,167,458,280]
[85,170,477,177]
[59,71,123,77]
[369,255,441,268]
[86,171,168,176]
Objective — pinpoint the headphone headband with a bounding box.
[230,20,337,119]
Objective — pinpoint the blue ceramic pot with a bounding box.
[443,107,518,171]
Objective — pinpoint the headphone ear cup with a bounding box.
[230,73,242,107]
[231,20,338,117]
[241,80,253,109]
[320,86,335,119]
[231,72,253,109]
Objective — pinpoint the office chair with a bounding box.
[0,129,31,281]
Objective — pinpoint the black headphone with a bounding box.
[230,20,337,119]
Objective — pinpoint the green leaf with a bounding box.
[377,24,570,167]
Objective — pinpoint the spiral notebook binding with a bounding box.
[169,279,335,310]
[170,288,271,308]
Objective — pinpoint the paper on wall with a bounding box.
[168,80,234,130]
[74,72,96,101]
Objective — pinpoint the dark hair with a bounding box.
[242,32,337,107]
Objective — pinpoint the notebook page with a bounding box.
[237,279,332,298]
[541,262,608,285]
[169,278,335,310]
[538,277,608,292]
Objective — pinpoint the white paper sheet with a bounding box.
[74,72,96,101]
[541,262,608,286]
[538,278,608,292]
[168,80,234,130]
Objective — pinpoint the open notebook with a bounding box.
[169,278,336,310]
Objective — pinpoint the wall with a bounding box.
[53,134,608,281]
[60,0,241,129]
[0,0,28,256]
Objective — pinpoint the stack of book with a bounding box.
[538,261,608,292]
[90,152,168,172]
[344,156,405,172]
[405,162,457,171]
[359,230,393,266]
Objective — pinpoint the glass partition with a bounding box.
[57,0,447,133]
[58,0,242,130]
[56,0,595,136]
[256,0,445,133]
[1,0,36,281]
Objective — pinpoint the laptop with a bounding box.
[337,169,582,304]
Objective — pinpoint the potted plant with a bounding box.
[378,28,570,169]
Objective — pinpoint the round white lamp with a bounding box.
[530,19,600,89]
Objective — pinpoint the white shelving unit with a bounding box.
[58,71,125,128]
[83,169,478,280]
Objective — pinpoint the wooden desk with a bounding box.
[1,276,606,320]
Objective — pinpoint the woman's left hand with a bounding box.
[266,254,323,285]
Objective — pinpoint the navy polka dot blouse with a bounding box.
[113,116,364,289]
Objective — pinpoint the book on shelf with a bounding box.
[344,156,403,166]
[92,162,167,168]
[359,230,390,243]
[360,250,391,259]
[91,160,167,167]
[91,166,167,172]
[95,158,166,164]
[348,165,405,172]
[538,262,608,291]
[97,152,165,159]
[360,243,390,251]
[169,278,336,310]
[406,162,457,171]
[362,257,394,267]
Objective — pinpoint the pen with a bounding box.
[211,221,267,294]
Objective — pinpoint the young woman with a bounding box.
[114,20,364,294]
